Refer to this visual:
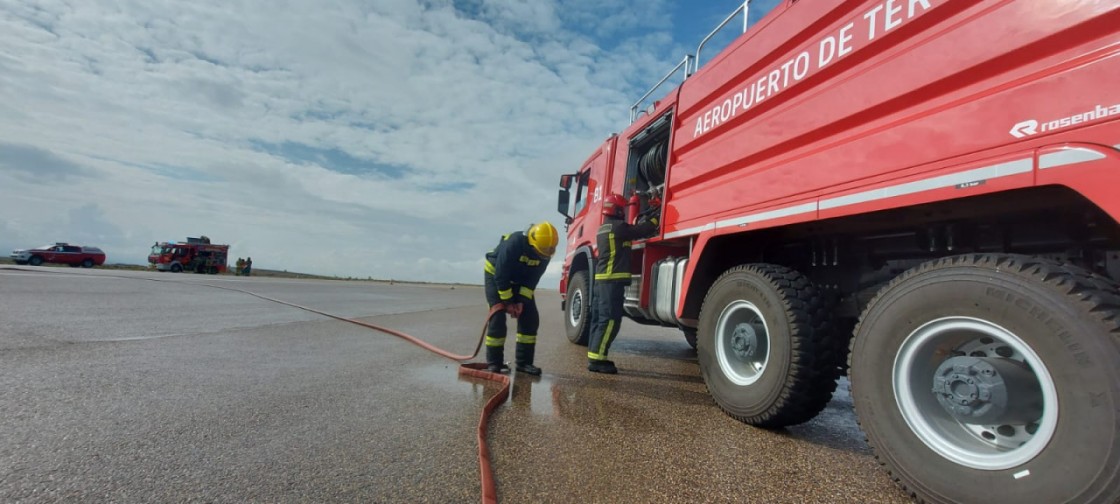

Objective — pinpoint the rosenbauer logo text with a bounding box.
[693,0,941,139]
[1009,102,1120,139]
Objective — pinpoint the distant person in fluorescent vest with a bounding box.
[235,257,244,276]
[482,222,558,375]
[588,194,658,374]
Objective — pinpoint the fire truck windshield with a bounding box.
[150,244,176,255]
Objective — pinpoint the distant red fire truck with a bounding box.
[148,236,229,274]
[556,1,1120,503]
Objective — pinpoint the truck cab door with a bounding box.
[558,168,595,256]
[562,138,615,248]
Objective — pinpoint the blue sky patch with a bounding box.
[137,46,159,63]
[250,140,410,179]
[674,0,784,70]
[189,50,225,67]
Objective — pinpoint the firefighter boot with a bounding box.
[486,346,509,374]
[588,359,618,374]
[515,343,541,376]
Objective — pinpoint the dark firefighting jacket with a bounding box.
[594,215,658,283]
[484,231,550,304]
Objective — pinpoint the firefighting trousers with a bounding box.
[483,272,539,364]
[588,280,626,361]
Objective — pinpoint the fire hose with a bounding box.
[203,284,512,504]
[2,267,513,504]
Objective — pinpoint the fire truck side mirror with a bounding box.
[557,187,572,225]
[558,173,577,225]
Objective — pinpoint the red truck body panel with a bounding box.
[668,0,1119,234]
[561,0,1120,320]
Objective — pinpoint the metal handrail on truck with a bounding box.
[629,0,752,123]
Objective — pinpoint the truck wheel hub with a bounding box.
[731,324,758,359]
[715,300,770,386]
[932,355,1042,425]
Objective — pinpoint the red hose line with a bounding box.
[5,268,511,504]
[459,363,510,504]
[224,285,512,501]
[216,286,510,504]
[224,286,500,361]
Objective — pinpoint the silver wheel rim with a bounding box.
[715,300,770,386]
[894,316,1058,470]
[569,288,583,328]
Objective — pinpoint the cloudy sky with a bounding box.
[0,0,777,285]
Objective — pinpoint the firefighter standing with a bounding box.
[483,221,559,375]
[588,194,658,374]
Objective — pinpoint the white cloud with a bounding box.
[0,0,702,285]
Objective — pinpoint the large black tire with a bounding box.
[81,259,93,268]
[565,270,591,345]
[28,256,43,266]
[170,263,182,273]
[850,254,1120,504]
[697,264,840,428]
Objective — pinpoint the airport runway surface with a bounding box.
[0,267,910,503]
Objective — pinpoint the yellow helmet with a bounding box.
[527,221,559,258]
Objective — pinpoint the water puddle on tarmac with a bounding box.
[506,374,559,417]
[409,362,486,389]
[410,361,698,427]
[406,361,568,417]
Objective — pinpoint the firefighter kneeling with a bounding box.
[483,221,558,375]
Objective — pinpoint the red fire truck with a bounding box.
[556,1,1120,502]
[148,236,229,274]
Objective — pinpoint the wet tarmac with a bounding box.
[0,267,912,503]
[487,313,910,504]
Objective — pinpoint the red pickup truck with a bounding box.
[10,243,107,268]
